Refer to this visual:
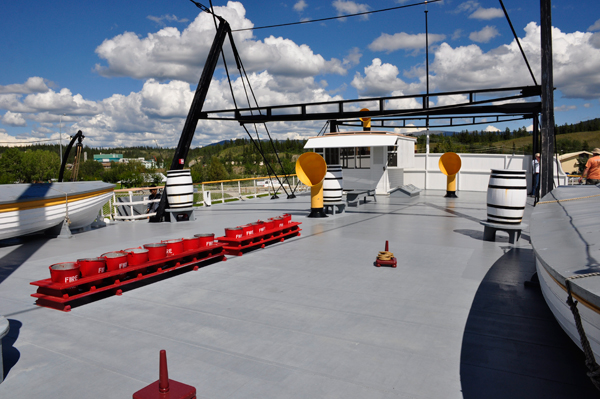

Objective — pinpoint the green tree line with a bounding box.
[419,119,600,154]
[0,138,307,184]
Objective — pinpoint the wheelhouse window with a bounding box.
[387,146,398,167]
[341,147,370,169]
[324,148,340,165]
[313,147,371,169]
[357,147,370,168]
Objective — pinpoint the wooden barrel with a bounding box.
[486,169,527,225]
[323,164,343,203]
[166,169,194,209]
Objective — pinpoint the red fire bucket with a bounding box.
[282,214,292,224]
[162,239,184,256]
[253,221,266,234]
[240,224,255,237]
[263,219,275,231]
[194,233,214,247]
[125,248,149,266]
[183,237,200,251]
[78,257,106,278]
[101,251,128,272]
[49,262,80,284]
[225,227,243,239]
[270,217,285,229]
[144,243,167,261]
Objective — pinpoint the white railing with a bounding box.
[199,175,306,205]
[107,176,308,221]
[403,153,569,192]
[109,186,160,221]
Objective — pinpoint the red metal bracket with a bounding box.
[31,244,226,311]
[216,222,301,256]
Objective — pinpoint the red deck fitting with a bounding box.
[375,240,397,268]
[216,221,301,256]
[133,350,196,399]
[31,243,226,312]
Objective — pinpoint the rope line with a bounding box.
[567,272,600,280]
[231,0,442,32]
[565,278,600,391]
[498,0,537,86]
[536,193,600,205]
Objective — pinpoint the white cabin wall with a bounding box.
[388,169,404,189]
[403,153,568,192]
[396,139,416,168]
[343,169,376,191]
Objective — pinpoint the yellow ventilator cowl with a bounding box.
[360,108,371,130]
[296,152,328,218]
[439,152,462,198]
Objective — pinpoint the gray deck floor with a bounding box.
[0,190,597,398]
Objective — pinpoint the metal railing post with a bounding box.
[129,191,134,219]
[221,182,225,204]
[112,192,117,220]
[254,179,257,198]
[238,180,241,199]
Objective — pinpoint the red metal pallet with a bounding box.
[216,222,301,256]
[30,243,226,312]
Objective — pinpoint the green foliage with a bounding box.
[110,161,147,188]
[0,148,24,183]
[555,118,600,135]
[0,148,59,183]
[190,163,204,183]
[205,157,229,181]
[416,120,600,154]
[21,150,60,182]
[555,138,591,154]
[78,159,105,181]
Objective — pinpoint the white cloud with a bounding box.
[140,80,194,118]
[430,22,600,99]
[469,26,499,43]
[343,47,362,67]
[332,0,370,19]
[469,7,503,20]
[0,132,41,146]
[94,2,346,82]
[1,111,27,127]
[454,1,480,14]
[589,19,600,32]
[386,91,422,110]
[23,88,101,115]
[554,105,577,112]
[369,32,446,52]
[0,77,50,95]
[147,14,189,27]
[293,0,308,12]
[0,69,348,148]
[584,103,592,108]
[590,32,600,49]
[484,125,500,132]
[435,94,470,107]
[243,36,347,77]
[351,58,408,96]
[392,124,428,135]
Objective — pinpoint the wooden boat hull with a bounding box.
[0,182,114,240]
[531,185,600,361]
[536,259,600,358]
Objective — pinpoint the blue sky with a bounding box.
[1,0,600,148]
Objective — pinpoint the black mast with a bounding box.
[540,0,555,198]
[151,17,230,222]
